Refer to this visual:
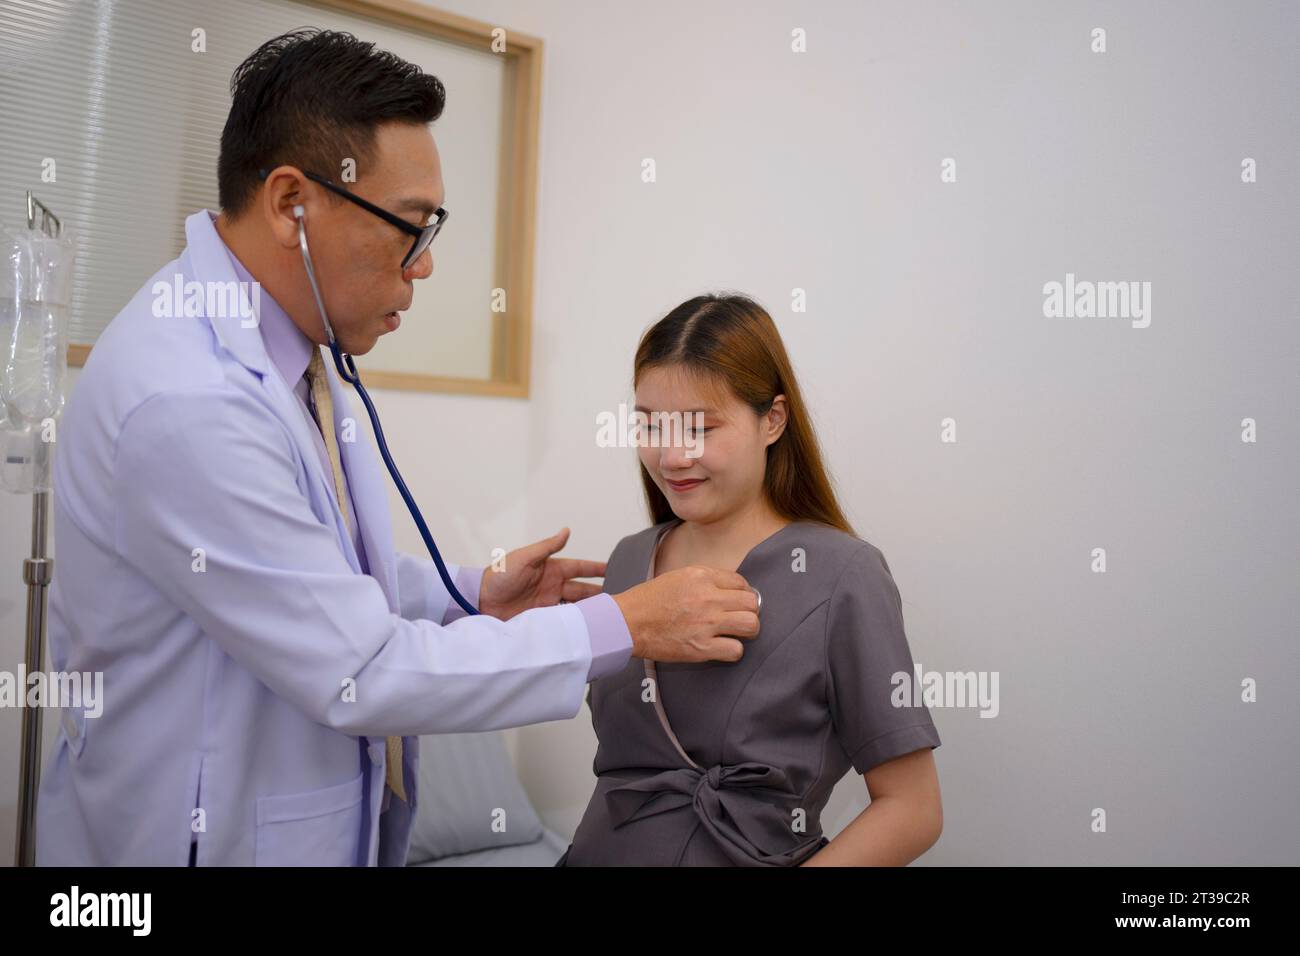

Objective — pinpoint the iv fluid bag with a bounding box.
[0,224,76,493]
[1,227,75,423]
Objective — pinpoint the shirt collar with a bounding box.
[211,212,315,390]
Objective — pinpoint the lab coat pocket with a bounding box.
[254,772,365,866]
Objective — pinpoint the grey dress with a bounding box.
[556,517,942,866]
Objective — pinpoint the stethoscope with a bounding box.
[294,205,479,617]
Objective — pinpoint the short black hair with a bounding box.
[218,28,445,217]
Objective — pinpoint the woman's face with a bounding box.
[634,365,786,523]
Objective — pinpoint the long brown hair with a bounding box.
[633,293,855,537]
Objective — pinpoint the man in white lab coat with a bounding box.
[36,29,759,866]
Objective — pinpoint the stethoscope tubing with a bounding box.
[295,207,479,617]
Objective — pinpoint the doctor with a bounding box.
[36,28,760,866]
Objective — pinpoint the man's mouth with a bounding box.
[383,311,401,331]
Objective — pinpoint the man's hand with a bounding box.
[478,528,605,620]
[613,566,760,663]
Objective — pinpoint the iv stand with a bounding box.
[13,191,61,867]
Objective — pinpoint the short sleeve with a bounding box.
[826,545,941,775]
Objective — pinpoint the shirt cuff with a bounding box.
[576,593,633,682]
[441,565,484,625]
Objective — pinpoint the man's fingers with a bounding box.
[713,584,760,615]
[717,609,760,639]
[703,567,753,591]
[514,528,572,567]
[701,636,745,663]
[555,557,606,580]
[561,580,603,602]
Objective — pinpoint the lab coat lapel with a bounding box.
[322,366,409,850]
[325,363,399,612]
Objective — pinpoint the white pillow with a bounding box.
[406,731,545,863]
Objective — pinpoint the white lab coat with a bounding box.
[35,210,595,865]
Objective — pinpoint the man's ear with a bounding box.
[765,394,789,445]
[260,166,308,251]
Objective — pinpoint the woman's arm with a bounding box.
[800,748,942,866]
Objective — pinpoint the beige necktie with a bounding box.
[304,348,407,804]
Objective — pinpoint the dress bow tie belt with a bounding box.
[604,760,828,867]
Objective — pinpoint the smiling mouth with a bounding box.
[665,478,706,491]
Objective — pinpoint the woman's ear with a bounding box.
[764,394,788,446]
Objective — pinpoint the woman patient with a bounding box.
[558,293,943,867]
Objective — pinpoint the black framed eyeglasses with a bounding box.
[257,167,448,270]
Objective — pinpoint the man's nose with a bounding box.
[404,249,433,280]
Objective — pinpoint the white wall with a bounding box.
[2,0,1296,865]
